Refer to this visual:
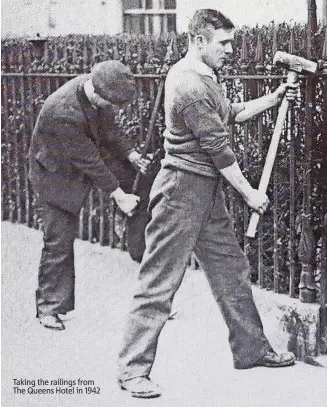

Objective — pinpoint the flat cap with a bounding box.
[91,60,136,104]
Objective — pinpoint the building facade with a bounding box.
[1,0,324,39]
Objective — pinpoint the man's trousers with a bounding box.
[36,203,78,317]
[35,163,153,317]
[118,168,272,378]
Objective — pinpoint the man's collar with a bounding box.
[183,54,217,82]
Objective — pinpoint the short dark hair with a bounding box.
[188,9,235,42]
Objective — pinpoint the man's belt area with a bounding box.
[162,152,218,178]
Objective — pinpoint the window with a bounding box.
[123,0,176,36]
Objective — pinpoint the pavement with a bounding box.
[1,221,327,407]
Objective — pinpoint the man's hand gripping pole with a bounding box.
[246,51,317,238]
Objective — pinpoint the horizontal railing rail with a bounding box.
[1,71,325,306]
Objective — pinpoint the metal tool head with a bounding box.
[273,51,317,74]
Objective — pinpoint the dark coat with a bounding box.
[29,75,135,215]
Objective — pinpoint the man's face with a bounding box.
[197,28,234,70]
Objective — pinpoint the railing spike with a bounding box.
[165,34,179,67]
[125,40,131,66]
[113,39,120,60]
[288,27,296,54]
[136,40,144,73]
[241,32,248,64]
[255,32,264,73]
[82,38,88,72]
[92,37,98,63]
[272,27,278,57]
[146,39,154,64]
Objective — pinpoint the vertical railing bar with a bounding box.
[17,45,27,224]
[2,76,14,222]
[254,32,265,287]
[79,207,85,240]
[149,78,156,152]
[297,4,318,303]
[19,73,31,226]
[34,72,44,231]
[149,77,155,108]
[35,74,43,119]
[225,79,235,227]
[227,128,235,225]
[228,126,235,225]
[91,36,97,64]
[272,145,279,290]
[98,189,105,246]
[26,44,38,227]
[321,215,327,340]
[138,77,144,146]
[320,39,327,337]
[43,40,52,98]
[46,75,52,97]
[11,76,22,223]
[88,189,94,243]
[240,31,249,246]
[272,78,280,293]
[289,100,296,297]
[243,77,249,256]
[109,199,116,248]
[257,77,264,288]
[53,42,61,88]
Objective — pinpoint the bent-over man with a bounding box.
[29,60,151,331]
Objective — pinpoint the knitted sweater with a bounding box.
[162,57,243,177]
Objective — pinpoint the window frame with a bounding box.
[123,0,176,35]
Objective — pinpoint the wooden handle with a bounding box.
[246,70,298,238]
[246,97,289,238]
[246,212,261,238]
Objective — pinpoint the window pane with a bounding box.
[123,0,141,10]
[167,14,176,32]
[165,0,176,9]
[131,15,141,34]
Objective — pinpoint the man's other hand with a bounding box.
[128,151,152,175]
[111,187,140,216]
[244,189,269,215]
[273,82,299,103]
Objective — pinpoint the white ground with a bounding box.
[2,221,327,407]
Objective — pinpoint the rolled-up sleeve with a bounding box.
[228,102,245,125]
[182,99,236,169]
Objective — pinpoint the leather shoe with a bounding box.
[39,315,65,331]
[254,350,295,368]
[119,376,162,398]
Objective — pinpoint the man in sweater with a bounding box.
[117,9,299,398]
[29,60,151,331]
